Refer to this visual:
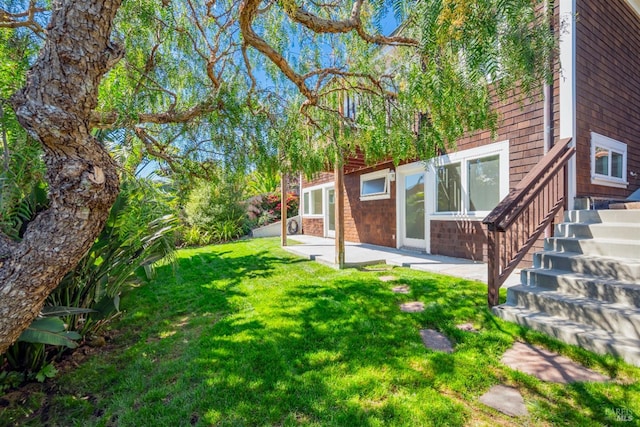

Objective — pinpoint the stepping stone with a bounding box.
[479,385,528,417]
[391,285,411,294]
[379,275,397,282]
[419,329,453,353]
[455,322,478,332]
[400,301,425,312]
[501,342,610,384]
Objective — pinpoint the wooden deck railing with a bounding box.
[483,138,575,306]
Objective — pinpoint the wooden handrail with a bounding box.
[484,138,573,230]
[483,137,575,306]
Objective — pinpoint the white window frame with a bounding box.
[360,168,391,201]
[590,132,628,188]
[302,183,332,217]
[430,140,509,218]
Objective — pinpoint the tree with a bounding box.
[0,0,553,353]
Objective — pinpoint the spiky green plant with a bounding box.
[47,176,177,337]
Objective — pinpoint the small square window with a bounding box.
[591,133,628,188]
[362,177,386,195]
[360,169,391,201]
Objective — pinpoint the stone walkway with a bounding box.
[501,342,610,384]
[387,278,610,418]
[287,236,610,419]
[479,385,528,417]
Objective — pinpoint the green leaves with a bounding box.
[18,317,81,349]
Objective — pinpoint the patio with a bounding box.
[284,234,521,287]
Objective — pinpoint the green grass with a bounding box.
[3,238,639,426]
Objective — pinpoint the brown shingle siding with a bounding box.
[343,163,397,247]
[303,172,334,188]
[576,0,640,198]
[302,218,324,237]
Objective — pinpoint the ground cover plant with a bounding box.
[2,238,638,426]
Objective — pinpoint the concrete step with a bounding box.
[506,285,640,340]
[544,237,640,258]
[493,305,640,366]
[533,251,640,282]
[554,222,640,240]
[564,209,640,224]
[522,268,640,306]
[610,201,640,210]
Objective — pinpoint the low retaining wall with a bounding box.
[251,216,301,238]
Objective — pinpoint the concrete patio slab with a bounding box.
[284,235,521,287]
[501,342,610,383]
[479,385,528,417]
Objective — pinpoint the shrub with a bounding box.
[179,224,213,247]
[245,192,299,228]
[1,177,177,380]
[47,177,177,337]
[213,218,244,242]
[183,179,248,244]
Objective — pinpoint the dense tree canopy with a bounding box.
[0,0,554,352]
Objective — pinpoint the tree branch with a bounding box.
[239,0,316,102]
[134,127,176,165]
[91,97,223,128]
[0,0,46,35]
[286,0,419,46]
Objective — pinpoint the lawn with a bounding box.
[3,238,639,426]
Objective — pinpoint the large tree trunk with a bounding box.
[0,0,123,354]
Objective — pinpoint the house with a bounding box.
[299,0,640,262]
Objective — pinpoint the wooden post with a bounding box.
[335,161,345,268]
[335,92,346,269]
[281,172,287,247]
[487,229,500,307]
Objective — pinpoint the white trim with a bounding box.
[396,141,509,253]
[428,140,510,218]
[590,132,629,188]
[559,1,577,209]
[360,168,391,201]
[301,182,334,217]
[325,186,336,238]
[396,165,428,251]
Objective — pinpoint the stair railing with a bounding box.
[483,137,575,306]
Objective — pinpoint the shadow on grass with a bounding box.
[185,275,466,426]
[33,243,640,427]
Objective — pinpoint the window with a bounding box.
[344,92,357,120]
[591,132,628,188]
[437,163,461,212]
[360,169,391,201]
[468,155,500,211]
[302,188,323,216]
[433,141,508,215]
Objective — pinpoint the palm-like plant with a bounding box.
[47,176,177,336]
